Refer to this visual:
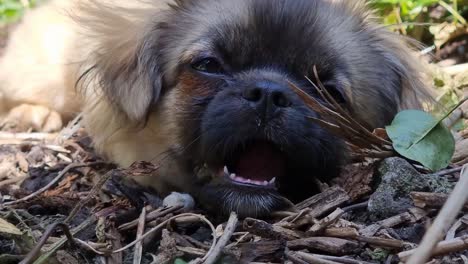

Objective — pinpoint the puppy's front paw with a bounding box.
[1,104,63,132]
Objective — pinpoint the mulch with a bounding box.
[0,117,467,264]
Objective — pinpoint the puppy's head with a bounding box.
[81,0,429,217]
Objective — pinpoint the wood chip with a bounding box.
[238,240,285,263]
[244,218,303,240]
[287,237,359,255]
[295,186,350,217]
[307,208,344,235]
[411,192,468,211]
[355,235,406,249]
[323,227,359,239]
[334,163,375,201]
[360,208,426,237]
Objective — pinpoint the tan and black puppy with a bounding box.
[0,0,429,217]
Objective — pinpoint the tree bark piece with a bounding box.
[307,208,345,235]
[295,186,350,217]
[287,237,359,255]
[243,218,303,240]
[411,192,468,211]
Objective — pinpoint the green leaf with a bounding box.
[174,259,188,264]
[386,110,455,171]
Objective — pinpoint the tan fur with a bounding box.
[0,0,189,194]
[328,0,432,125]
[0,1,80,121]
[0,0,432,196]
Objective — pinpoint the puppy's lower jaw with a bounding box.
[193,140,300,217]
[197,181,294,218]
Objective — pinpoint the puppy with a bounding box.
[0,0,430,217]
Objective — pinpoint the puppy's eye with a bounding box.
[191,58,224,74]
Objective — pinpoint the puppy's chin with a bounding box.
[196,179,294,218]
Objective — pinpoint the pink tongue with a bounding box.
[235,142,285,181]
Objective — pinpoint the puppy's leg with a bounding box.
[0,0,81,132]
[0,104,62,132]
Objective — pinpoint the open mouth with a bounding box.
[215,140,286,189]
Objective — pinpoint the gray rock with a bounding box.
[163,192,195,211]
[368,157,454,220]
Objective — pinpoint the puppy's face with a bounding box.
[88,0,421,217]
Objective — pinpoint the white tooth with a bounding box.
[246,179,251,183]
[224,166,229,174]
[269,177,276,184]
[263,181,268,185]
[230,173,236,179]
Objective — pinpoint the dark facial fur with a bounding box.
[84,0,428,217]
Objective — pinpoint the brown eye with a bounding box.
[191,58,224,74]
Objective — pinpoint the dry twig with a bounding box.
[411,191,468,211]
[399,235,468,261]
[2,162,104,207]
[133,206,146,264]
[202,212,238,264]
[295,186,350,214]
[307,208,344,235]
[289,66,393,160]
[19,222,76,264]
[113,212,217,264]
[406,165,468,264]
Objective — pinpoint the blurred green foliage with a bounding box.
[1,0,466,30]
[0,0,39,24]
[370,0,467,42]
[371,0,467,23]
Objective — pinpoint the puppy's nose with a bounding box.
[242,81,292,109]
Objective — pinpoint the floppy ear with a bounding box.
[75,1,167,121]
[360,11,434,112]
[336,0,433,111]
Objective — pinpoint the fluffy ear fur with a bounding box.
[73,0,172,121]
[344,0,433,110]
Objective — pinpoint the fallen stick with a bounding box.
[203,212,238,264]
[411,192,468,211]
[307,208,344,235]
[287,237,359,255]
[309,254,375,264]
[133,206,146,264]
[399,235,468,261]
[118,205,183,231]
[355,235,406,249]
[432,166,464,177]
[295,186,350,216]
[406,165,468,264]
[291,251,343,264]
[2,162,104,207]
[244,218,303,240]
[113,213,217,262]
[323,227,359,238]
[360,208,426,237]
